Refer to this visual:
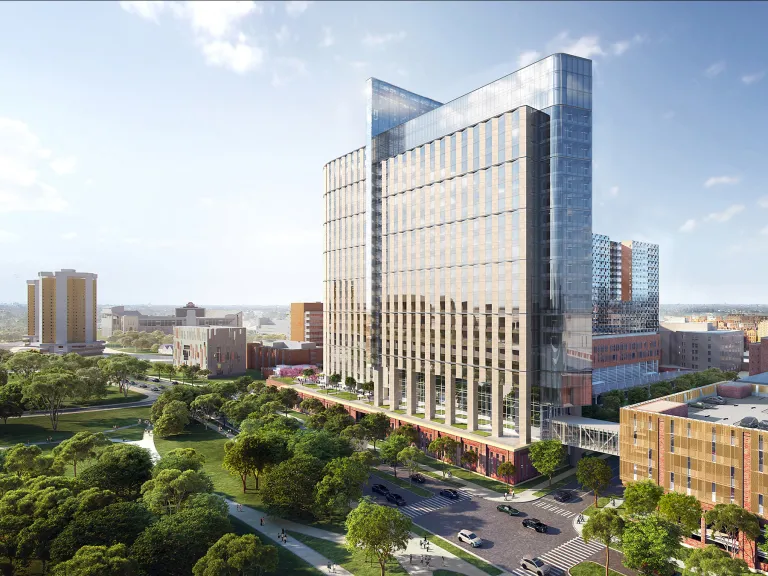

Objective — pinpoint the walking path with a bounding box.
[126,430,161,463]
[572,497,624,536]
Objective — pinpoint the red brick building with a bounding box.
[247,341,322,373]
[749,338,768,376]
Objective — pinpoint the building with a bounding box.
[173,326,246,377]
[324,53,593,446]
[290,302,323,347]
[620,380,768,569]
[247,340,322,376]
[101,302,242,337]
[660,321,743,372]
[748,338,768,376]
[591,333,664,396]
[26,269,104,356]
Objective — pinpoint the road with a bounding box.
[19,382,161,418]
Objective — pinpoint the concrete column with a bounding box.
[466,367,478,432]
[406,368,416,416]
[389,366,400,412]
[445,373,456,424]
[491,369,502,437]
[425,364,436,420]
[373,366,383,407]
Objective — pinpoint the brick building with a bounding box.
[247,341,322,374]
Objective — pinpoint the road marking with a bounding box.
[538,537,604,571]
[399,490,472,519]
[532,500,576,518]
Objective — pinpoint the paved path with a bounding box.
[126,430,161,463]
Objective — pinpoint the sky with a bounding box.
[0,1,766,305]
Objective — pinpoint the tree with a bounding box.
[497,461,516,485]
[0,382,25,424]
[460,449,478,469]
[98,356,137,397]
[154,400,190,437]
[705,504,761,558]
[190,394,224,421]
[658,492,702,535]
[51,543,137,576]
[582,507,625,576]
[345,498,411,576]
[361,412,390,450]
[329,373,342,388]
[340,424,369,451]
[314,456,369,521]
[344,376,356,391]
[398,446,425,481]
[153,447,206,476]
[324,411,355,436]
[260,455,325,518]
[622,515,681,576]
[528,439,564,486]
[577,457,613,508]
[278,387,300,416]
[626,386,649,405]
[52,431,110,477]
[380,434,411,477]
[5,351,47,381]
[79,443,153,500]
[197,369,211,380]
[301,368,315,379]
[683,544,750,576]
[300,397,324,414]
[390,423,418,446]
[22,368,79,430]
[222,434,281,492]
[4,443,61,478]
[623,480,664,516]
[141,468,214,515]
[73,367,108,402]
[290,429,353,462]
[193,533,278,576]
[427,437,459,475]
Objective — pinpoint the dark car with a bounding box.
[496,504,520,516]
[759,420,768,431]
[138,383,148,389]
[738,416,759,428]
[553,489,573,503]
[410,473,426,484]
[440,489,460,500]
[386,493,406,506]
[522,518,548,533]
[371,484,390,496]
[151,378,160,383]
[702,395,726,405]
[172,381,179,385]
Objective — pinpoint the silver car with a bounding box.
[521,556,552,576]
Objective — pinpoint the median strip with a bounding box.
[370,469,433,497]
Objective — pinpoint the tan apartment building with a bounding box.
[173,326,246,377]
[290,302,323,347]
[26,269,104,355]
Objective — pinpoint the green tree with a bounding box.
[301,368,315,379]
[344,376,356,390]
[154,400,190,437]
[98,356,138,397]
[51,543,137,576]
[398,446,425,480]
[0,365,8,387]
[52,431,110,477]
[658,491,702,535]
[705,504,761,558]
[576,457,613,508]
[4,443,61,478]
[5,351,48,381]
[345,497,412,576]
[340,424,369,451]
[361,412,390,450]
[390,423,418,445]
[626,386,650,405]
[623,479,664,516]
[197,369,211,380]
[278,387,300,416]
[582,507,625,576]
[22,367,79,430]
[73,366,109,402]
[260,455,325,518]
[427,437,459,475]
[153,447,206,476]
[380,434,411,477]
[461,449,478,469]
[299,397,325,414]
[324,411,355,436]
[497,461,516,485]
[193,533,278,576]
[683,544,750,576]
[222,434,281,492]
[622,515,681,576]
[290,429,353,462]
[528,439,564,486]
[79,443,153,500]
[0,381,25,424]
[141,468,214,515]
[329,373,342,387]
[190,393,224,421]
[314,456,369,521]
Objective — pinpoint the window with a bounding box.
[712,428,717,462]
[648,448,653,478]
[687,422,691,438]
[731,430,735,446]
[670,420,675,453]
[648,417,652,431]
[633,463,637,481]
[760,494,764,515]
[760,436,764,473]
[712,482,717,503]
[687,457,692,494]
[670,472,675,491]
[730,466,736,503]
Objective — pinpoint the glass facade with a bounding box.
[325,53,593,441]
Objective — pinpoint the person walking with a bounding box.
[260,517,264,526]
[327,561,332,572]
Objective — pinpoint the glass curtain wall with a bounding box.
[435,375,446,418]
[416,372,425,413]
[478,381,492,429]
[455,378,468,422]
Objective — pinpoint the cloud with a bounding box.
[0,230,20,244]
[61,232,78,240]
[703,204,744,223]
[662,110,675,120]
[285,1,312,16]
[550,32,604,59]
[679,219,697,233]
[611,41,630,56]
[119,1,166,23]
[761,226,768,236]
[49,156,77,175]
[517,50,541,68]
[759,197,768,209]
[609,186,619,197]
[704,175,740,188]
[0,117,69,213]
[271,57,307,87]
[201,33,263,74]
[349,60,368,69]
[275,24,291,46]
[704,61,726,78]
[742,71,765,85]
[319,26,335,48]
[362,30,406,48]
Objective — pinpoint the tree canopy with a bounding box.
[345,498,412,576]
[528,439,565,486]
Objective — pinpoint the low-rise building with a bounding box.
[246,340,322,376]
[101,302,242,337]
[173,326,246,377]
[290,302,323,347]
[660,321,743,372]
[592,332,668,396]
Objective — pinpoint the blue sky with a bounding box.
[0,1,766,305]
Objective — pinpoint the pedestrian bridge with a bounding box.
[547,415,620,456]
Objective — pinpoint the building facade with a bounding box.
[101,302,242,337]
[247,340,322,375]
[26,269,104,355]
[324,53,593,444]
[173,326,246,377]
[591,332,664,396]
[290,302,323,347]
[749,337,768,376]
[660,321,743,372]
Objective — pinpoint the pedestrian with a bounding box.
[419,540,423,549]
[504,493,508,501]
[327,561,332,572]
[409,554,413,564]
[260,517,264,526]
[442,556,445,566]
[420,556,424,565]
[426,557,431,568]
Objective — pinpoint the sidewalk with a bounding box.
[572,497,625,536]
[397,535,504,576]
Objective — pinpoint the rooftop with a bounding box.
[687,395,768,425]
[739,372,768,386]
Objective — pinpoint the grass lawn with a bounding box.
[411,526,502,576]
[570,561,623,576]
[230,517,323,576]
[424,470,465,488]
[289,410,309,423]
[64,388,147,408]
[423,457,509,494]
[103,425,147,441]
[371,469,432,497]
[511,464,571,491]
[0,406,151,446]
[288,531,408,576]
[532,476,578,497]
[154,424,264,508]
[274,377,295,384]
[582,497,625,516]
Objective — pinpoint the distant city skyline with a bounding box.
[0,2,766,303]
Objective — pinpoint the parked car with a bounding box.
[457,530,482,548]
[495,504,520,516]
[386,493,406,506]
[520,556,553,575]
[129,381,136,385]
[553,489,573,503]
[522,518,548,533]
[702,396,727,405]
[151,378,160,383]
[690,401,710,409]
[171,381,179,385]
[410,473,426,484]
[738,416,759,428]
[759,420,768,431]
[371,484,390,496]
[138,383,148,389]
[440,489,460,500]
[150,387,160,392]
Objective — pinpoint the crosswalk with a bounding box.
[532,499,577,518]
[505,537,605,575]
[400,490,472,519]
